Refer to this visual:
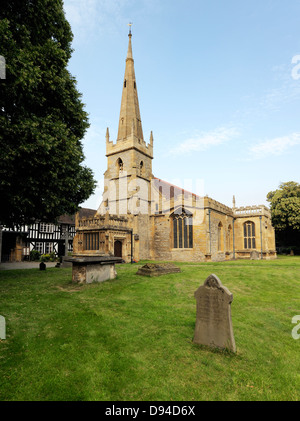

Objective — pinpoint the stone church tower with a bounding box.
[73,30,277,263]
[74,30,155,262]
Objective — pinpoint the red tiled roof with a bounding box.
[152,177,200,200]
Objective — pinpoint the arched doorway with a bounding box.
[114,240,122,258]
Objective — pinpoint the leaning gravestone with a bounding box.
[193,274,236,353]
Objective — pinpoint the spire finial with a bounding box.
[126,24,133,60]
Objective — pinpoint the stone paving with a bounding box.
[0,262,58,270]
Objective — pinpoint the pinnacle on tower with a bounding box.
[150,131,154,144]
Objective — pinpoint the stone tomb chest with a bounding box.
[64,256,123,284]
[136,263,181,277]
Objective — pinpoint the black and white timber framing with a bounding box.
[0,209,96,262]
[0,222,75,261]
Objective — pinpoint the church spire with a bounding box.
[117,27,144,141]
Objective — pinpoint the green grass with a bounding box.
[0,256,299,401]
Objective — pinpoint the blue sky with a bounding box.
[63,0,300,210]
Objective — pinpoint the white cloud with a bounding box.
[170,127,240,155]
[64,0,97,29]
[63,0,127,42]
[249,132,300,159]
[259,62,300,111]
[83,123,105,144]
[63,0,161,43]
[233,62,300,124]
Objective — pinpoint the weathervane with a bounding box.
[128,22,133,35]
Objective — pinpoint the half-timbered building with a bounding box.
[0,208,95,262]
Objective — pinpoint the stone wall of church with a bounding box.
[131,214,152,260]
[234,212,276,260]
[208,210,234,262]
[152,215,172,260]
[151,213,208,262]
[148,199,237,263]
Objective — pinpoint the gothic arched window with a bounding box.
[227,224,233,252]
[218,222,224,251]
[117,158,123,172]
[172,209,193,249]
[244,221,256,249]
[139,161,144,176]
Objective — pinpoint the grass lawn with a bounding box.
[0,256,299,401]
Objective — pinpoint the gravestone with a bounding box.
[193,274,236,353]
[0,315,5,340]
[250,250,260,260]
[136,263,181,277]
[39,262,46,270]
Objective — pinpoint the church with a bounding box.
[73,30,277,263]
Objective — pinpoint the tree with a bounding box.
[0,0,96,228]
[267,182,300,249]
